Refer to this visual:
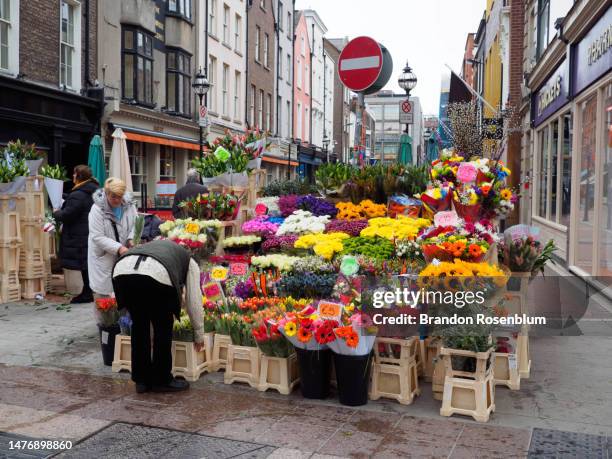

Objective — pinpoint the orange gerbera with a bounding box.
[345,331,359,348]
[468,244,483,258]
[452,241,466,257]
[297,327,312,343]
[334,326,353,338]
[441,241,453,251]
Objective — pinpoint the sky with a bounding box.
[295,0,486,116]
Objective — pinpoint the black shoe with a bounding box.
[71,293,94,304]
[152,378,190,393]
[135,383,151,394]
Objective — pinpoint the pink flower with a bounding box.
[350,313,373,328]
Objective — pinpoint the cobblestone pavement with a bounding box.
[1,298,612,458]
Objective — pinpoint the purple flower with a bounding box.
[262,235,298,252]
[278,195,299,217]
[234,279,254,299]
[242,216,279,237]
[325,219,368,237]
[297,195,338,217]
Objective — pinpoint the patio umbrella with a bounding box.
[87,135,106,185]
[397,133,412,165]
[109,128,133,192]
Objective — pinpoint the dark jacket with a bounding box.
[53,180,99,270]
[172,183,208,218]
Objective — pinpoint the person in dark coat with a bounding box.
[53,165,99,304]
[172,169,208,218]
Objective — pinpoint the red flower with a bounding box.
[300,318,314,333]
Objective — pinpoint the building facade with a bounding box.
[202,0,247,138]
[521,0,611,278]
[325,38,351,163]
[293,11,310,145]
[366,91,423,165]
[461,33,476,88]
[0,0,103,173]
[98,0,200,207]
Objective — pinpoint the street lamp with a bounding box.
[398,61,417,164]
[192,67,211,158]
[322,133,330,163]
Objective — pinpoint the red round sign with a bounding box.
[402,100,412,113]
[338,36,384,92]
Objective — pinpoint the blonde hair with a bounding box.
[104,177,126,197]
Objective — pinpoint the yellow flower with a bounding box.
[500,189,513,200]
[184,222,200,235]
[432,188,442,200]
[468,191,479,205]
[284,322,297,337]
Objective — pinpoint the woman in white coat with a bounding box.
[88,178,137,298]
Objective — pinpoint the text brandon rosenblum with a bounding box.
[372,314,547,326]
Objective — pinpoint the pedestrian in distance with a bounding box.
[112,239,205,393]
[53,165,99,304]
[172,168,208,218]
[88,177,137,299]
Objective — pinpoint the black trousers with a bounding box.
[113,274,178,386]
[81,269,93,296]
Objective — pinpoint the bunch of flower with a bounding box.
[292,256,336,274]
[418,260,509,296]
[278,194,300,217]
[334,325,359,348]
[228,315,257,347]
[340,236,395,260]
[336,201,364,220]
[421,235,490,262]
[252,319,293,357]
[159,218,221,251]
[419,260,507,280]
[242,216,279,237]
[332,255,405,277]
[95,297,119,327]
[261,235,298,253]
[359,200,387,218]
[255,196,281,216]
[179,193,240,221]
[297,195,339,218]
[222,235,261,248]
[276,210,331,236]
[234,279,255,299]
[499,235,556,275]
[251,254,301,272]
[396,240,424,261]
[430,149,464,183]
[294,232,350,260]
[472,157,512,183]
[276,273,337,299]
[325,219,369,237]
[172,311,195,342]
[280,308,339,346]
[239,296,283,312]
[418,185,454,213]
[360,216,430,241]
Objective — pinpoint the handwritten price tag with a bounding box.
[317,301,343,322]
[202,282,223,301]
[229,263,249,277]
[434,210,459,228]
[457,162,477,183]
[210,266,229,282]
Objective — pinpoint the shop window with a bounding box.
[168,0,192,20]
[127,141,148,193]
[537,126,549,218]
[167,49,192,117]
[550,120,559,222]
[122,27,154,106]
[599,84,612,275]
[160,146,177,182]
[560,114,572,227]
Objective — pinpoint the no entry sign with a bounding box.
[338,36,393,94]
[400,99,413,124]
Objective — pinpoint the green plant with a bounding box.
[261,179,317,197]
[40,164,69,180]
[132,214,145,246]
[3,139,42,160]
[0,157,29,183]
[315,163,354,196]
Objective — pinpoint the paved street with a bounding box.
[1,296,612,458]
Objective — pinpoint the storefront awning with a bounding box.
[263,156,298,167]
[111,123,201,151]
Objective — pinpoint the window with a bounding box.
[208,55,217,111]
[0,0,12,71]
[296,59,302,88]
[208,0,217,36]
[222,4,230,44]
[305,107,309,140]
[537,126,549,218]
[287,12,291,37]
[234,71,241,120]
[222,63,229,116]
[159,146,176,181]
[255,26,261,62]
[286,53,291,81]
[301,36,305,56]
[258,89,264,128]
[286,100,291,138]
[385,104,400,120]
[536,0,550,59]
[599,84,612,275]
[249,84,255,125]
[167,49,191,117]
[370,105,383,122]
[234,14,242,52]
[127,141,148,193]
[278,2,283,31]
[264,33,269,67]
[297,102,302,138]
[168,0,192,20]
[305,65,309,94]
[536,0,573,58]
[260,0,265,9]
[60,1,79,89]
[278,46,283,79]
[122,27,154,105]
[277,96,282,135]
[266,94,272,131]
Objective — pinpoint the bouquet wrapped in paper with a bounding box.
[278,304,339,351]
[419,185,453,217]
[499,225,556,275]
[328,313,377,356]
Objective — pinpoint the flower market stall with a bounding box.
[108,125,557,423]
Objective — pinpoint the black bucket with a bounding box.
[332,352,372,406]
[98,324,120,366]
[295,348,331,399]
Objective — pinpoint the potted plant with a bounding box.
[3,140,44,176]
[0,156,29,194]
[94,297,121,366]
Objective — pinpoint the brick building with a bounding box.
[461,33,476,89]
[0,0,103,171]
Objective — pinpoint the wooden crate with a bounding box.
[424,337,442,382]
[215,221,240,256]
[20,277,45,300]
[439,347,495,423]
[517,332,531,379]
[0,243,21,273]
[16,192,45,219]
[374,337,420,366]
[20,222,45,252]
[0,211,20,242]
[0,270,20,303]
[112,335,132,373]
[19,262,45,280]
[258,353,299,395]
[20,248,44,265]
[211,333,231,371]
[171,340,210,382]
[432,356,445,401]
[493,352,520,390]
[370,362,420,405]
[24,176,44,193]
[224,344,260,387]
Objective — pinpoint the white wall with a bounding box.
[273,0,293,140]
[303,10,327,148]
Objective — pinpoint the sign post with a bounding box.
[399,99,413,124]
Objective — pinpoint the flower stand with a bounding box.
[224,344,261,387]
[415,338,424,377]
[111,335,132,373]
[171,339,210,382]
[333,352,373,407]
[370,337,420,405]
[439,347,495,423]
[211,333,231,371]
[258,353,300,395]
[505,273,532,379]
[295,348,332,399]
[423,337,442,382]
[517,332,531,378]
[431,355,445,401]
[493,352,520,390]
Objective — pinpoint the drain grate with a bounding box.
[528,428,609,459]
[54,423,274,459]
[0,432,57,459]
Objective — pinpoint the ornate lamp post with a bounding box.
[398,61,417,134]
[192,67,211,158]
